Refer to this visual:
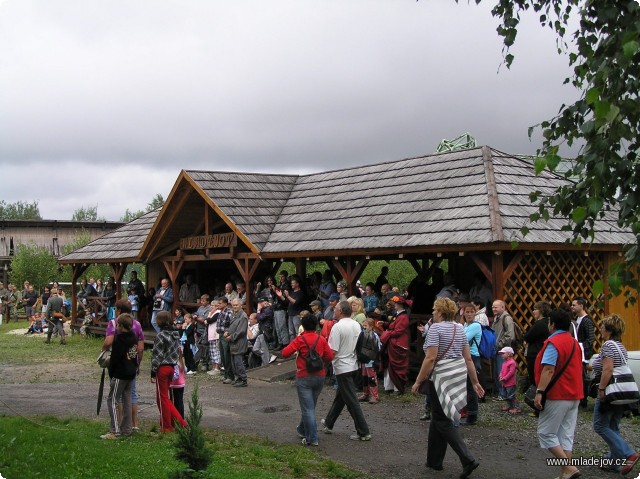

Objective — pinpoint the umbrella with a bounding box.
[97,368,106,415]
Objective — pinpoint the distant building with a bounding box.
[0,219,124,284]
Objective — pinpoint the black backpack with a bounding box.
[300,334,324,373]
[356,329,380,363]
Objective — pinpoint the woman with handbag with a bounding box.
[411,297,484,478]
[101,314,137,439]
[533,308,583,479]
[591,314,639,475]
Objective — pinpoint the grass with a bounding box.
[0,416,363,479]
[0,322,364,479]
[0,321,152,382]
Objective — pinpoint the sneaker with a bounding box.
[349,434,372,441]
[207,369,221,376]
[320,418,332,434]
[301,438,318,446]
[493,395,504,401]
[100,433,120,440]
[186,370,196,375]
[420,408,431,421]
[269,355,277,364]
[131,427,140,432]
[222,378,235,384]
[233,380,248,387]
[621,453,639,475]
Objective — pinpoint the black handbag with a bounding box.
[524,341,576,411]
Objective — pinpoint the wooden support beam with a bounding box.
[233,256,262,313]
[70,263,90,325]
[503,252,524,282]
[408,258,422,275]
[162,259,184,300]
[109,262,127,300]
[492,253,504,300]
[470,253,492,284]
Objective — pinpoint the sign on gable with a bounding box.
[180,233,237,251]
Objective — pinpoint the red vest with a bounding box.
[534,332,583,400]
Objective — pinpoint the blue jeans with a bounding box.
[593,398,634,466]
[295,375,325,444]
[273,309,288,346]
[151,310,161,333]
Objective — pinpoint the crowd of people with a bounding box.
[4,266,637,478]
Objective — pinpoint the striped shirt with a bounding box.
[426,321,467,361]
[591,339,628,374]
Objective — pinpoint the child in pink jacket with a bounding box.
[498,347,520,414]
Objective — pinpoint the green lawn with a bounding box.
[0,322,364,479]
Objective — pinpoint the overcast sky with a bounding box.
[0,0,577,221]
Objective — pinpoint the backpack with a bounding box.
[512,321,524,353]
[473,324,497,359]
[356,329,380,363]
[300,334,324,373]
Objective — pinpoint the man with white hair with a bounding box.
[321,300,371,441]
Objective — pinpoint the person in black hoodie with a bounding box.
[101,314,138,439]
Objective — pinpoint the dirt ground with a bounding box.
[1,333,637,479]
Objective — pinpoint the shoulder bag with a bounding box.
[524,340,576,410]
[604,341,640,405]
[418,323,457,395]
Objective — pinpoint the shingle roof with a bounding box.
[59,146,634,263]
[58,209,159,263]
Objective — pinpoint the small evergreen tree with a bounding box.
[170,385,212,479]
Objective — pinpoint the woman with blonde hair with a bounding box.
[592,314,639,475]
[412,297,484,478]
[348,296,366,326]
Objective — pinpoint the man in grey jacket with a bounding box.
[223,299,248,387]
[491,300,514,399]
[44,287,66,345]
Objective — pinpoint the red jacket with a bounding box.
[534,331,583,400]
[380,311,410,350]
[282,331,334,379]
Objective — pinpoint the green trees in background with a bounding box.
[71,205,105,222]
[8,243,58,290]
[120,193,165,223]
[0,200,41,220]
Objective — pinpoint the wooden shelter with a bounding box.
[59,146,639,356]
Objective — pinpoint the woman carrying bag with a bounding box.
[591,314,639,475]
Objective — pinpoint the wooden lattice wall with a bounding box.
[503,250,604,374]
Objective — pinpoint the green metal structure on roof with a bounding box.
[436,133,477,152]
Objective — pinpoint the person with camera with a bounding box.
[151,279,173,334]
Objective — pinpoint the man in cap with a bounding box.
[323,293,340,322]
[309,300,323,323]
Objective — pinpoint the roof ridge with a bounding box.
[482,146,504,242]
[262,175,303,250]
